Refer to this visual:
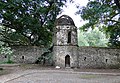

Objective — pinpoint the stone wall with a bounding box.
[78,47,120,68]
[53,46,78,67]
[1,45,120,69]
[0,46,45,63]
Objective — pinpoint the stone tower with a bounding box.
[53,15,78,68]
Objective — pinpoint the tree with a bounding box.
[114,0,120,13]
[0,27,13,63]
[78,30,89,46]
[0,41,13,63]
[0,26,29,45]
[78,28,108,47]
[0,0,67,46]
[77,0,120,47]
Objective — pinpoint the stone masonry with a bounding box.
[53,15,78,68]
[0,46,45,63]
[78,47,120,68]
[53,15,120,68]
[0,15,120,69]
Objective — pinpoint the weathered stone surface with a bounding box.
[78,47,120,68]
[1,15,120,69]
[0,46,120,68]
[53,46,78,67]
[55,15,75,26]
[53,25,77,46]
[53,15,78,68]
[0,46,45,63]
[12,46,45,63]
[53,15,120,69]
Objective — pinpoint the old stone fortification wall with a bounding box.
[0,46,120,69]
[0,46,45,63]
[78,47,120,68]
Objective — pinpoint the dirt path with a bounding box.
[0,64,120,83]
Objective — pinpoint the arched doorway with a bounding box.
[65,55,70,67]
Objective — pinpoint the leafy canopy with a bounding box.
[78,28,108,47]
[77,0,120,47]
[0,40,13,63]
[0,0,67,46]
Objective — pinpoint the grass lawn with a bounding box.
[80,74,100,79]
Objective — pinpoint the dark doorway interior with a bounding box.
[65,55,70,67]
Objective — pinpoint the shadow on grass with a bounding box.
[0,69,12,76]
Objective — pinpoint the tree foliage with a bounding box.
[0,41,13,63]
[0,0,67,46]
[78,30,89,46]
[77,0,120,47]
[78,28,108,47]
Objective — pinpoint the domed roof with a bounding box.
[55,15,75,26]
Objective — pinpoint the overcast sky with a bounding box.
[59,0,88,28]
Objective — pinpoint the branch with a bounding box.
[106,19,120,23]
[110,13,119,19]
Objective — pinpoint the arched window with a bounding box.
[68,31,71,43]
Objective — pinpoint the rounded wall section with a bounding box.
[55,15,75,26]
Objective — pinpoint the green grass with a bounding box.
[0,60,14,64]
[0,69,10,76]
[80,74,99,79]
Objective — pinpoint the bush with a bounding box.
[0,41,14,64]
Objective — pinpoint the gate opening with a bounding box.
[65,55,70,67]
